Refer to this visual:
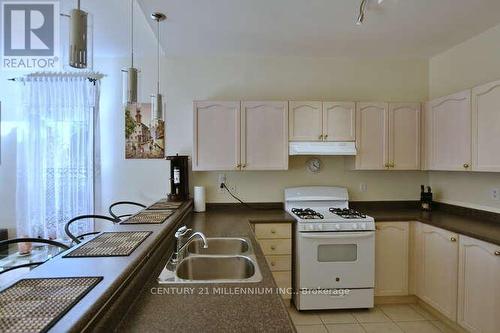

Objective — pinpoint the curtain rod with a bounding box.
[8,71,105,82]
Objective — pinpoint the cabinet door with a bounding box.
[389,103,421,170]
[241,101,288,170]
[429,90,471,171]
[323,102,356,141]
[472,80,500,172]
[457,235,500,333]
[421,102,431,170]
[418,225,458,321]
[193,101,240,171]
[289,101,323,141]
[375,222,409,296]
[355,102,389,170]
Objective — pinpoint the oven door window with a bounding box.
[317,244,357,262]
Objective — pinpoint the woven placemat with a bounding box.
[121,211,174,225]
[0,277,102,333]
[64,231,151,258]
[146,200,182,210]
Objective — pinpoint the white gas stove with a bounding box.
[285,186,375,232]
[286,186,375,311]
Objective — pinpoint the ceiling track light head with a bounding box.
[356,0,367,25]
[151,12,166,22]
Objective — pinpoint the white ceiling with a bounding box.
[136,0,500,58]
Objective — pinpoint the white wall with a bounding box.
[94,55,169,215]
[164,55,429,202]
[428,23,500,213]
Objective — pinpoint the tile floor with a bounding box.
[287,303,458,333]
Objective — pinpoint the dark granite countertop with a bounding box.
[116,207,295,333]
[351,202,500,246]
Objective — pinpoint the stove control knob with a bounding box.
[351,223,358,230]
[335,224,341,230]
[317,224,323,231]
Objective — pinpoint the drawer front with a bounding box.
[265,255,292,272]
[255,223,291,239]
[272,271,292,299]
[258,239,292,255]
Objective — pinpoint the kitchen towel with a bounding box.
[194,186,206,212]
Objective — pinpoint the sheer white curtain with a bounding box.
[16,75,100,240]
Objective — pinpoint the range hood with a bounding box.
[289,142,357,156]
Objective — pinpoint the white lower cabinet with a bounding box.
[253,222,292,299]
[375,222,409,296]
[416,224,459,321]
[457,235,500,333]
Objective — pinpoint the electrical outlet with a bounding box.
[491,188,499,201]
[217,174,226,193]
[360,183,368,192]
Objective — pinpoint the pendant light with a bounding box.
[123,0,139,104]
[69,0,88,68]
[151,12,166,121]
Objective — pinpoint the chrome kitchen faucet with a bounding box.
[172,226,208,264]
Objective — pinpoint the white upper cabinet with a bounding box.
[472,80,500,172]
[241,101,288,170]
[193,101,288,171]
[289,101,323,141]
[323,102,356,141]
[457,235,500,333]
[355,102,389,170]
[193,101,241,171]
[417,224,458,321]
[429,90,472,171]
[389,103,421,170]
[421,102,431,170]
[375,222,409,296]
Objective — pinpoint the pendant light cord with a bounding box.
[156,18,160,94]
[131,0,134,68]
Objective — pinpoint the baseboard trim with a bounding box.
[374,295,417,305]
[416,299,469,333]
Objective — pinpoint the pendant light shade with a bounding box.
[69,0,88,68]
[151,12,166,121]
[123,0,139,104]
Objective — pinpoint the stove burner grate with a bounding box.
[291,208,324,220]
[329,208,367,219]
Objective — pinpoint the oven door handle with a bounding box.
[300,232,374,239]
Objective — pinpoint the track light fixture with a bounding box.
[356,0,367,25]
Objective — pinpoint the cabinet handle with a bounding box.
[495,251,500,256]
[385,163,390,168]
[319,134,323,140]
[391,162,395,168]
[324,134,328,140]
[270,245,276,250]
[242,164,247,168]
[236,164,241,169]
[271,229,276,234]
[450,237,457,242]
[463,163,470,169]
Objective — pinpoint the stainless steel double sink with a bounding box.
[158,237,263,284]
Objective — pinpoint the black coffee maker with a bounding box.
[166,154,189,201]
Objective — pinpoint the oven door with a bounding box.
[297,231,375,289]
